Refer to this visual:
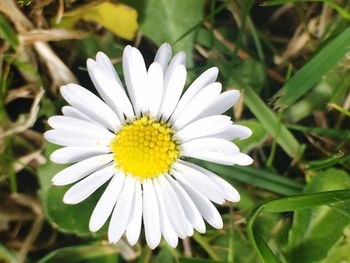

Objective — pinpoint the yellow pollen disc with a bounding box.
[110,116,179,180]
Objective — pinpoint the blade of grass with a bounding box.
[274,26,350,109]
[264,189,350,212]
[229,69,303,160]
[192,232,221,261]
[287,124,350,140]
[328,103,350,117]
[306,152,350,171]
[247,189,350,262]
[233,0,254,56]
[201,162,304,195]
[0,13,19,49]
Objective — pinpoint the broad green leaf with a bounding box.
[140,0,205,65]
[37,243,119,263]
[285,169,350,263]
[274,26,350,109]
[234,119,268,153]
[57,2,138,40]
[0,13,18,49]
[37,143,104,236]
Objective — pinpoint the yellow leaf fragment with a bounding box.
[57,2,138,40]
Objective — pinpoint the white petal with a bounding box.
[189,164,240,202]
[147,62,164,117]
[232,153,254,166]
[153,179,178,248]
[63,164,115,204]
[154,43,172,72]
[89,171,125,232]
[129,47,149,114]
[52,154,113,186]
[170,67,218,123]
[62,106,98,125]
[174,115,232,142]
[86,58,123,122]
[186,221,194,237]
[96,51,123,87]
[197,90,240,119]
[165,174,206,233]
[44,130,110,147]
[173,161,225,204]
[50,146,110,164]
[215,124,253,141]
[172,82,222,130]
[48,116,114,140]
[157,176,188,239]
[214,125,252,141]
[174,172,223,229]
[159,65,187,120]
[164,51,186,89]
[108,175,136,243]
[126,181,143,246]
[60,84,121,131]
[123,45,140,115]
[181,137,241,165]
[87,59,134,121]
[143,180,161,249]
[181,137,239,156]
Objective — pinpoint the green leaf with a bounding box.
[37,243,119,263]
[234,119,268,153]
[274,26,350,109]
[140,0,205,65]
[247,206,280,263]
[247,175,350,262]
[0,13,19,49]
[37,143,103,236]
[285,169,350,263]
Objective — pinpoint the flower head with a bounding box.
[44,43,253,248]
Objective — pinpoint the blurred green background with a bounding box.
[0,0,350,262]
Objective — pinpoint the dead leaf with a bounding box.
[57,2,138,40]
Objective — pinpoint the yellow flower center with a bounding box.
[110,116,179,180]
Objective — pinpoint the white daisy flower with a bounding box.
[44,43,253,249]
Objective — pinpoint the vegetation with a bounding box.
[0,0,350,262]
